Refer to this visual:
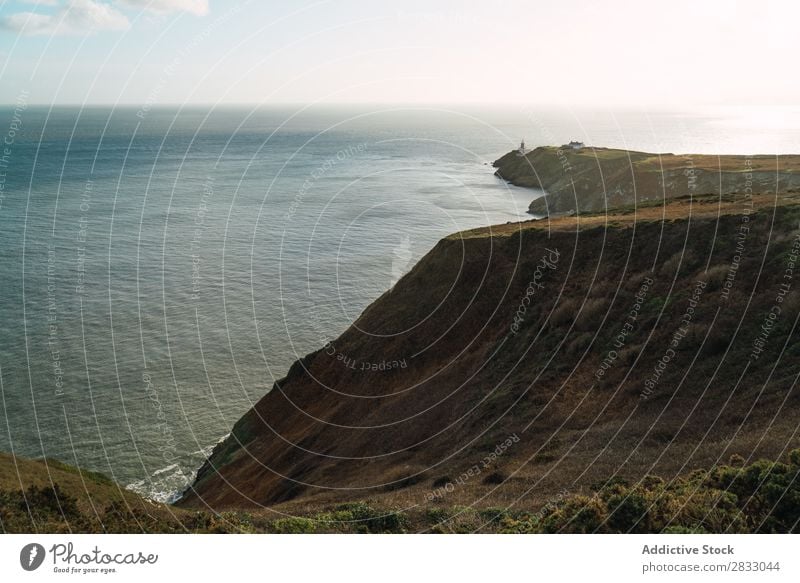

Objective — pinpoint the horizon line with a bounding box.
[1,101,794,111]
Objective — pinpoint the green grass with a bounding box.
[3,447,800,534]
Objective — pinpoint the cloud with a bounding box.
[1,0,130,36]
[117,0,209,16]
[0,0,208,36]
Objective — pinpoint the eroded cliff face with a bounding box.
[179,194,800,512]
[493,146,800,216]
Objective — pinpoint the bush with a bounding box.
[431,476,451,488]
[0,484,91,533]
[424,507,452,525]
[540,495,609,533]
[482,471,507,485]
[528,449,800,533]
[317,502,407,533]
[478,507,511,523]
[271,517,317,534]
[606,491,649,533]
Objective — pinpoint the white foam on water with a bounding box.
[152,463,180,477]
[125,432,232,502]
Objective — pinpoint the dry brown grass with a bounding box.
[452,193,800,239]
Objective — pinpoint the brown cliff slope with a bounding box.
[179,193,800,512]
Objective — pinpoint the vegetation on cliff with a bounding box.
[492,146,800,215]
[3,450,799,533]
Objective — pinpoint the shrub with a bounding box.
[424,507,452,525]
[319,502,407,533]
[478,507,510,523]
[524,449,800,533]
[540,495,609,533]
[482,471,507,485]
[606,491,649,533]
[271,517,317,534]
[431,476,451,488]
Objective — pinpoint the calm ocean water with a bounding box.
[1,105,799,501]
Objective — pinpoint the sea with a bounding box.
[1,104,799,501]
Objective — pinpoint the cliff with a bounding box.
[7,192,800,533]
[492,146,800,216]
[178,191,800,514]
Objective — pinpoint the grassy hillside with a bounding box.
[492,146,800,215]
[178,192,800,529]
[3,450,799,533]
[0,452,202,533]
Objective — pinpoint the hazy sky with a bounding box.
[0,0,798,106]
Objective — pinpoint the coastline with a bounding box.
[6,147,800,533]
[493,146,800,216]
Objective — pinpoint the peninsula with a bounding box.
[493,145,800,215]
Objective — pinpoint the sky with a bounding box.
[0,0,799,107]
